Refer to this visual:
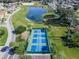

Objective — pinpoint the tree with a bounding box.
[14,25,26,34]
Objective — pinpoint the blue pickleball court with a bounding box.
[26,28,50,53]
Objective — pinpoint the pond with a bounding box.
[26,6,48,23]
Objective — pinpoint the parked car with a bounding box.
[12,30,15,34]
[1,46,9,52]
[8,48,15,55]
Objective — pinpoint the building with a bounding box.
[0,4,7,22]
[0,0,42,2]
[48,0,79,10]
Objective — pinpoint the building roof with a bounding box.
[32,54,51,59]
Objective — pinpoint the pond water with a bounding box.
[26,7,48,23]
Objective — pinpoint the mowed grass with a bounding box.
[12,5,29,28]
[12,5,79,59]
[49,26,68,36]
[53,39,79,59]
[0,27,8,46]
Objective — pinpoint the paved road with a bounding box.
[0,7,21,46]
[0,7,21,59]
[5,8,21,46]
[5,14,16,46]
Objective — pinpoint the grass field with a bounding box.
[49,26,79,59]
[0,27,8,46]
[12,5,79,59]
[52,39,79,59]
[12,5,29,28]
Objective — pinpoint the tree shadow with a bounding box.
[61,35,79,48]
[44,18,70,27]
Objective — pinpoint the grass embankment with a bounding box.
[12,5,79,59]
[0,27,8,46]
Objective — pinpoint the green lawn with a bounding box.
[49,26,79,59]
[12,5,79,59]
[0,27,8,46]
[12,5,31,28]
[52,39,79,59]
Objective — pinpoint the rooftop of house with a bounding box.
[48,0,79,9]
